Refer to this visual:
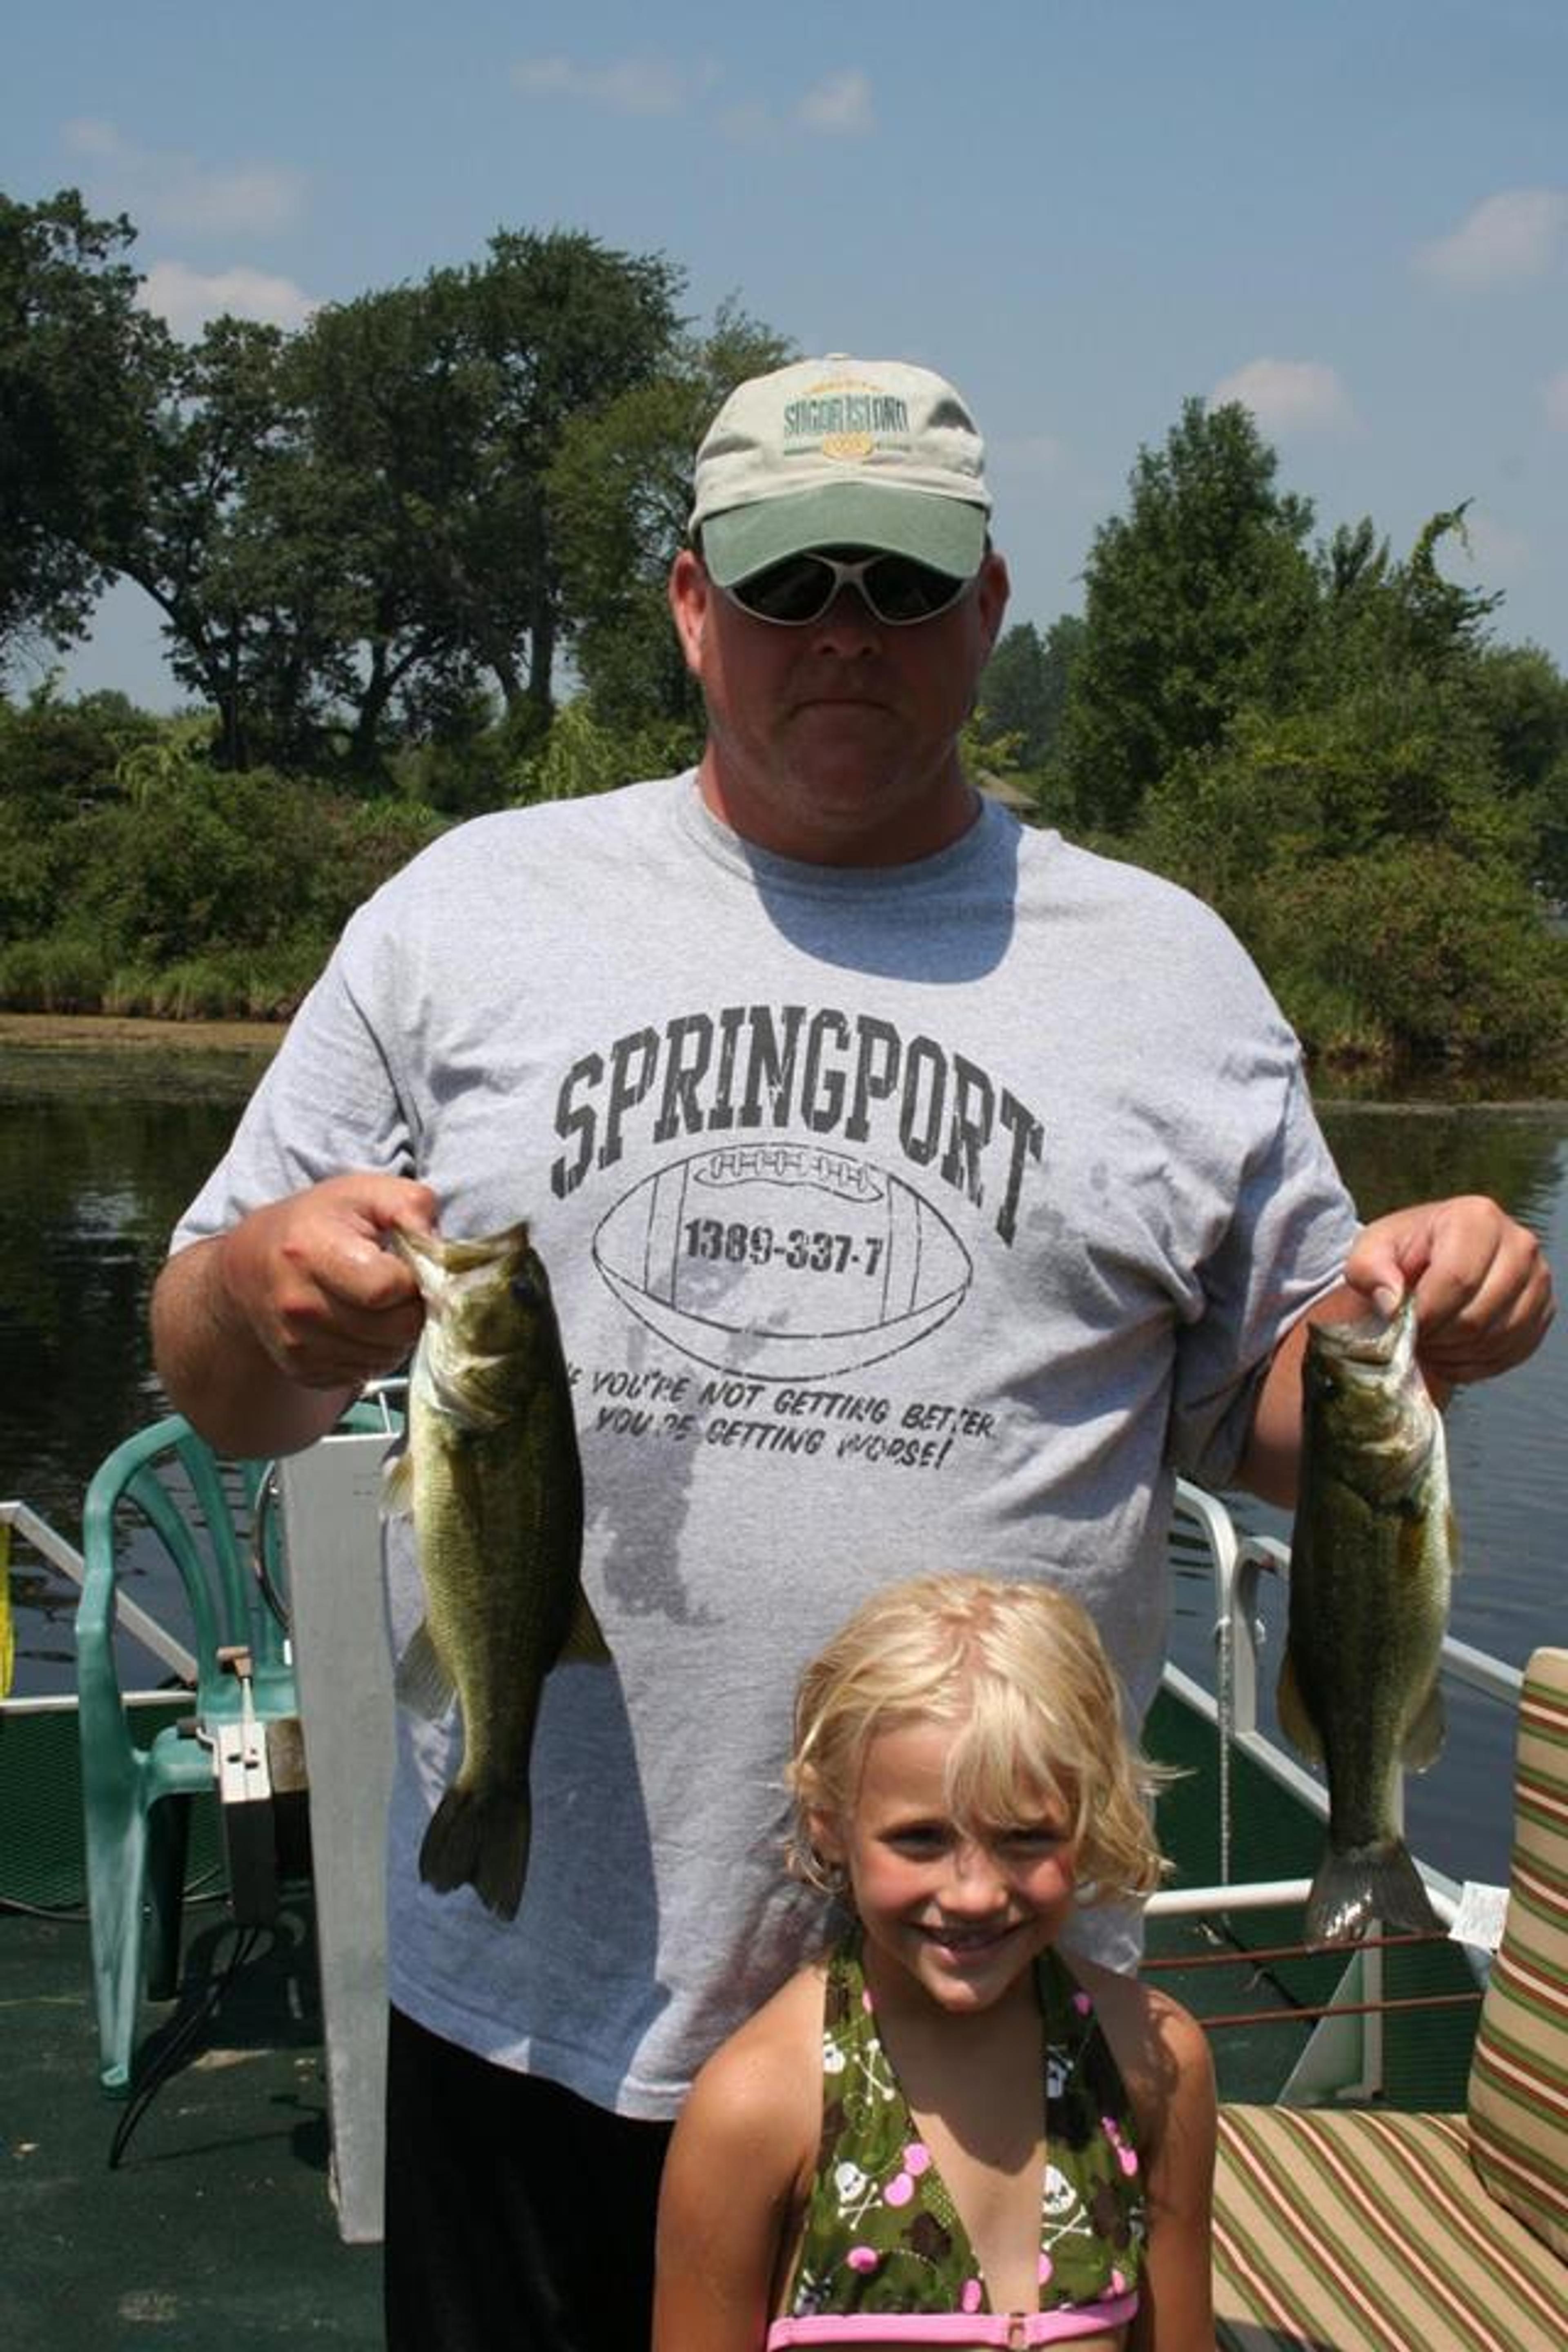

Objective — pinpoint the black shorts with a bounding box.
[384,2005,674,2351]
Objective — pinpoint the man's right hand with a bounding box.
[151,1172,438,1457]
[215,1173,438,1390]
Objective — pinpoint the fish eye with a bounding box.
[510,1274,540,1305]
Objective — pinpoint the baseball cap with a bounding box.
[690,354,991,588]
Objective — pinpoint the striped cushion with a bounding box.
[1466,1646,1568,2261]
[1214,2104,1567,2350]
[1211,1647,1568,2348]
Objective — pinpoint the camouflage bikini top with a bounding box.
[767,1932,1146,2348]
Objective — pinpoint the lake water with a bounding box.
[2,1038,1564,1891]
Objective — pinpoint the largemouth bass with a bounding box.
[1278,1296,1454,1946]
[384,1221,608,1920]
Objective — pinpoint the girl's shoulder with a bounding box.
[677,1958,828,2178]
[1064,1953,1215,2131]
[728,1953,830,2059]
[655,1960,832,2350]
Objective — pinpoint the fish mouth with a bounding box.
[391,1222,536,1316]
[1315,1296,1417,1366]
[395,1223,531,1272]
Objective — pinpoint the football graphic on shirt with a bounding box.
[591,1142,971,1379]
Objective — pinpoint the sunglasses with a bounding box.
[720,548,973,628]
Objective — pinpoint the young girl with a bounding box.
[652,1575,1216,2351]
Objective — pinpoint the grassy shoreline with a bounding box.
[3,1010,1564,1110]
[0,1011,287,1054]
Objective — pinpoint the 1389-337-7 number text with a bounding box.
[682,1217,883,1277]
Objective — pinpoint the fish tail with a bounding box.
[1305,1835,1442,1947]
[418,1782,531,1922]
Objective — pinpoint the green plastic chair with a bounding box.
[75,1401,397,2096]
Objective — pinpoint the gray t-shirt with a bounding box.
[174,773,1357,2116]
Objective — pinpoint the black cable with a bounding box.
[1,1867,228,1924]
[107,1921,265,2168]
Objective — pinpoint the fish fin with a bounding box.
[558,1588,613,1667]
[419,1782,530,1921]
[1401,1678,1447,1775]
[1305,1836,1442,1947]
[1276,1646,1323,1764]
[394,1620,457,1721]
[381,1441,415,1519]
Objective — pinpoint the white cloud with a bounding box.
[1208,358,1355,435]
[64,118,305,238]
[137,261,317,339]
[1417,188,1568,287]
[1545,369,1568,431]
[511,55,871,142]
[511,55,718,116]
[796,69,873,136]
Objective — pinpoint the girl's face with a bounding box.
[813,1717,1079,2018]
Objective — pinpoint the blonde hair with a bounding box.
[786,1574,1168,1905]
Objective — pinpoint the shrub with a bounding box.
[0,931,115,1011]
[512,702,702,804]
[302,797,446,935]
[0,685,158,820]
[1261,842,1567,1068]
[66,763,442,972]
[101,938,330,1020]
[0,800,62,938]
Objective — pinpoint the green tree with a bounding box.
[272,276,485,775]
[463,228,686,723]
[3,201,688,778]
[549,301,793,728]
[1311,506,1502,693]
[1120,501,1563,1074]
[0,195,337,767]
[241,227,690,778]
[109,315,335,770]
[1057,398,1318,833]
[1466,641,1568,905]
[975,616,1084,772]
[0,190,172,668]
[0,678,155,821]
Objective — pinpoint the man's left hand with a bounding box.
[1346,1194,1555,1388]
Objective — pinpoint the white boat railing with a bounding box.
[0,1496,198,1689]
[1149,1479,1520,2098]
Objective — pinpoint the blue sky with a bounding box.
[7,0,1568,705]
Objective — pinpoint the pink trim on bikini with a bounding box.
[766,2290,1139,2343]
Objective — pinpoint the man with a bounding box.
[151,354,1551,2348]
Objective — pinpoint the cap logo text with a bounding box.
[782,388,911,464]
